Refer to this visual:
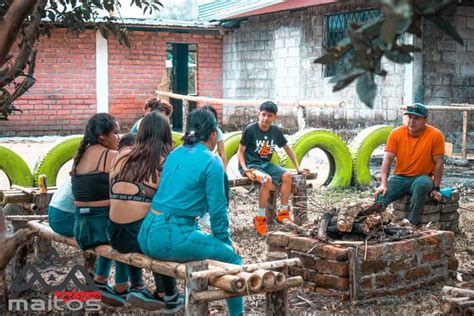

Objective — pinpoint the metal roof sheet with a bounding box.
[198,0,283,21]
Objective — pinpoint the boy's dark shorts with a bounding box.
[239,162,287,186]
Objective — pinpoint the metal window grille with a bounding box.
[325,9,381,77]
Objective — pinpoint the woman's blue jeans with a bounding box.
[138,211,244,316]
[383,174,433,225]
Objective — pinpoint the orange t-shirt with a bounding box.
[385,125,445,176]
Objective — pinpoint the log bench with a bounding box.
[2,220,303,314]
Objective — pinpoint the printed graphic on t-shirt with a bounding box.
[255,136,274,158]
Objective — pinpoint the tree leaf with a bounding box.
[425,15,464,45]
[380,15,401,44]
[331,67,365,91]
[356,72,377,108]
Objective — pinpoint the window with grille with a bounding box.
[324,9,381,77]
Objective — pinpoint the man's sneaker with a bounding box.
[126,288,164,311]
[164,293,185,314]
[95,282,127,307]
[253,215,267,236]
[276,209,292,223]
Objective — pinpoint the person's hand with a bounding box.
[297,167,310,175]
[232,243,243,256]
[430,189,442,202]
[374,185,387,199]
[243,169,256,181]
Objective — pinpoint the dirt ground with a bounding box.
[0,139,473,315]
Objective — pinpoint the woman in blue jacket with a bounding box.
[138,109,244,316]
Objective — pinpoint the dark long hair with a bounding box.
[183,108,217,145]
[145,98,173,117]
[72,113,117,174]
[201,105,218,123]
[116,112,172,183]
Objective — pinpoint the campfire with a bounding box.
[267,198,459,301]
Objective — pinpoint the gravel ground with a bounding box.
[0,138,473,315]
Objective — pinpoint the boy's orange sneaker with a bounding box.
[276,209,292,223]
[253,216,267,236]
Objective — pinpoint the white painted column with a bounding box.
[96,30,109,113]
[403,34,414,107]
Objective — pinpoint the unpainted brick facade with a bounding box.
[1,29,222,136]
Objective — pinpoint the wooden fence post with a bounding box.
[292,174,308,225]
[462,110,468,159]
[265,251,288,316]
[266,191,277,223]
[186,261,209,315]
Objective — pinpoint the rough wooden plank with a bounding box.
[186,261,209,316]
[266,251,289,316]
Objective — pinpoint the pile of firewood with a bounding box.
[279,200,420,243]
[441,282,474,315]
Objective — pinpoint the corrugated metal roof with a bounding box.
[198,0,283,21]
[119,17,221,29]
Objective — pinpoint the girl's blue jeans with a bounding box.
[138,211,244,316]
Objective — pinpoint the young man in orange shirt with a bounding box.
[374,103,445,225]
[238,101,307,236]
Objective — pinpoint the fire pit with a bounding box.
[267,200,459,301]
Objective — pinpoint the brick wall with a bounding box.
[422,6,474,151]
[0,29,97,136]
[2,29,223,136]
[268,230,458,300]
[221,0,408,132]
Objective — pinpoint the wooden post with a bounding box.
[265,252,288,316]
[266,191,277,223]
[0,271,7,309]
[183,99,189,131]
[10,221,28,288]
[292,174,308,225]
[462,110,468,159]
[348,247,361,303]
[186,261,209,315]
[83,253,97,277]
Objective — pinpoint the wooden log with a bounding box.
[193,258,301,280]
[266,191,277,223]
[9,221,30,288]
[254,269,276,289]
[442,286,474,298]
[209,274,245,293]
[156,90,345,109]
[336,203,364,232]
[186,261,209,316]
[228,173,316,188]
[292,174,308,225]
[237,271,262,292]
[462,110,468,159]
[273,271,286,286]
[317,212,333,241]
[191,276,303,303]
[441,296,471,314]
[6,215,48,221]
[348,247,361,303]
[266,251,289,316]
[452,301,474,315]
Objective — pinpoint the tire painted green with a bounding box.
[0,146,34,187]
[284,129,353,189]
[223,131,281,165]
[172,131,183,147]
[349,125,394,187]
[33,135,83,186]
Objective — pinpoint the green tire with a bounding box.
[284,129,353,189]
[0,146,34,187]
[223,131,281,166]
[33,135,83,186]
[349,125,394,187]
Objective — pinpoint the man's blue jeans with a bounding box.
[138,211,244,316]
[383,174,433,225]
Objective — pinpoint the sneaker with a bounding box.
[253,216,267,236]
[95,282,127,307]
[276,209,291,223]
[164,293,185,314]
[126,288,164,311]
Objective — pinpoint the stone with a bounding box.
[421,249,444,263]
[375,273,399,287]
[440,203,459,213]
[314,259,349,277]
[360,244,387,261]
[288,236,317,252]
[361,276,373,290]
[419,212,441,223]
[421,204,441,215]
[417,232,443,246]
[266,231,292,247]
[361,260,387,274]
[448,257,459,271]
[290,251,317,268]
[314,274,349,290]
[440,211,460,221]
[405,267,430,281]
[389,257,416,273]
[310,245,349,261]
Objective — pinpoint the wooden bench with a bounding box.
[1,219,303,314]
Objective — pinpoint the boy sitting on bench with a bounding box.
[237,101,307,236]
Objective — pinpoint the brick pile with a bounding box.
[392,191,460,232]
[267,230,458,300]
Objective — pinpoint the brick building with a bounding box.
[2,0,473,151]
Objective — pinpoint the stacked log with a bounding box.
[392,192,460,231]
[441,282,474,315]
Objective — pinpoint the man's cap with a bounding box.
[404,102,428,118]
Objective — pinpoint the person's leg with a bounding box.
[95,256,112,283]
[279,171,292,206]
[224,172,230,203]
[261,163,291,222]
[169,229,244,316]
[383,175,412,207]
[408,175,433,225]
